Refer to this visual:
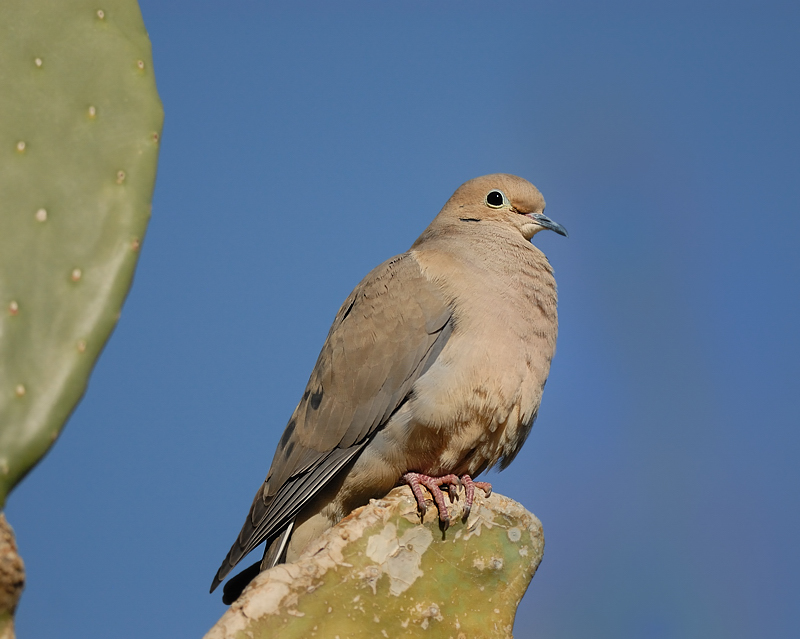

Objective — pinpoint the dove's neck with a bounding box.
[410,224,557,309]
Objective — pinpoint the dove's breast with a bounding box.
[396,233,558,475]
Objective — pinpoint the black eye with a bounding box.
[486,190,505,208]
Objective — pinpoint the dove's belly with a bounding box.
[400,328,549,477]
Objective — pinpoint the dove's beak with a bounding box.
[528,212,568,237]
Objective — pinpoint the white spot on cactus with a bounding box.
[88,105,96,118]
[507,527,521,542]
[15,141,25,152]
[137,59,145,70]
[361,564,381,594]
[71,268,82,282]
[116,170,126,184]
[36,208,47,222]
[365,523,433,596]
[8,301,18,315]
[34,57,43,67]
[15,384,26,397]
[411,602,443,630]
[77,340,87,353]
[97,9,105,19]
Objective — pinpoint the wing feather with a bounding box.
[211,253,452,591]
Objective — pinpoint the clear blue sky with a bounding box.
[7,1,800,637]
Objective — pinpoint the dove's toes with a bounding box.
[402,472,462,527]
[460,474,492,519]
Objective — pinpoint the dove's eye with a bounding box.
[485,190,506,208]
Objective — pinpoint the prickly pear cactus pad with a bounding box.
[206,487,544,639]
[0,1,163,507]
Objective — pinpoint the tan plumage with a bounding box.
[211,174,566,602]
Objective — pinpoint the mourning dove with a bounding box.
[210,174,567,603]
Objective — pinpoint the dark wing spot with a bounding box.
[419,317,454,376]
[310,388,323,410]
[279,420,296,449]
[459,217,481,222]
[284,441,295,459]
[341,298,356,322]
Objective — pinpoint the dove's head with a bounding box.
[439,173,567,242]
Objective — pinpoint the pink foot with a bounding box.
[460,474,492,519]
[401,472,461,528]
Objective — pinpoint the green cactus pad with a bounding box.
[0,0,163,507]
[206,487,544,639]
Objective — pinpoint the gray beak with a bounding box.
[530,212,568,237]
